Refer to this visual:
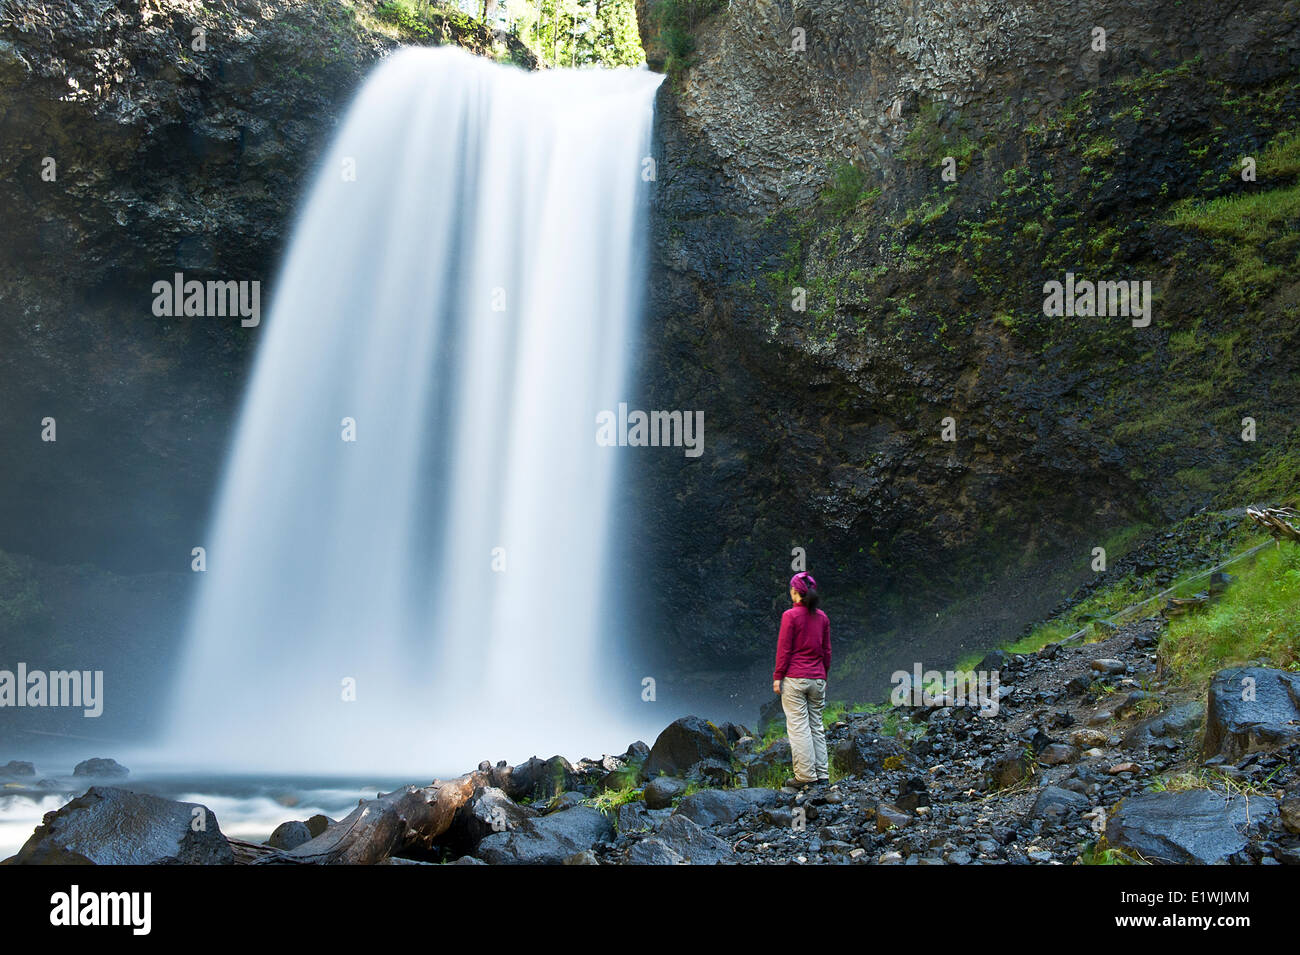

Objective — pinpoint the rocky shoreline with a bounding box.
[6,613,1298,865]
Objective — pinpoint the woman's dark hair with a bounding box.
[801,587,821,612]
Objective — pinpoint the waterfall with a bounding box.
[162,47,663,775]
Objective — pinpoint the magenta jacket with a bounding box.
[773,606,831,681]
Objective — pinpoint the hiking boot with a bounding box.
[784,776,817,790]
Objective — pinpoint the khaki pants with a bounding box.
[781,677,828,782]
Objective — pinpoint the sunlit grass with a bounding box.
[1161,543,1300,687]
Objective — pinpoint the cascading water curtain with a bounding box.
[161,47,663,775]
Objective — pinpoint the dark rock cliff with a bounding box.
[624,0,1300,711]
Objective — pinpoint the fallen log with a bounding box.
[228,837,280,865]
[256,771,490,865]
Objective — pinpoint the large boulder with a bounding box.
[72,758,128,778]
[673,788,784,828]
[640,716,732,781]
[476,805,613,865]
[1105,789,1277,864]
[1203,668,1300,761]
[0,760,36,778]
[502,756,578,802]
[7,787,233,865]
[625,814,734,865]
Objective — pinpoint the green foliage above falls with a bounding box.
[650,0,727,76]
[371,0,644,68]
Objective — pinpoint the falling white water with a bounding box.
[162,47,663,775]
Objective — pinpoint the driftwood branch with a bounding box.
[253,771,490,865]
[1247,506,1300,543]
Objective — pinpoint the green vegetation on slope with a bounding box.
[1162,542,1300,686]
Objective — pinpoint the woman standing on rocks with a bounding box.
[773,571,831,788]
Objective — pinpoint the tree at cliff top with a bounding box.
[390,0,645,67]
[508,0,645,67]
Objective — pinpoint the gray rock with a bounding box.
[1106,789,1278,864]
[72,758,128,778]
[0,760,35,778]
[641,716,732,780]
[1037,743,1077,766]
[616,800,654,834]
[8,787,233,865]
[1114,690,1152,718]
[985,749,1036,791]
[684,757,733,788]
[1204,668,1300,761]
[876,802,911,832]
[621,741,650,764]
[1030,785,1089,822]
[305,813,335,838]
[643,775,688,810]
[626,814,733,865]
[624,839,684,864]
[716,721,751,743]
[1122,701,1204,752]
[502,755,577,802]
[476,805,613,865]
[1090,659,1127,675]
[1282,794,1300,834]
[673,787,784,827]
[543,791,587,813]
[834,731,910,775]
[265,820,313,850]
